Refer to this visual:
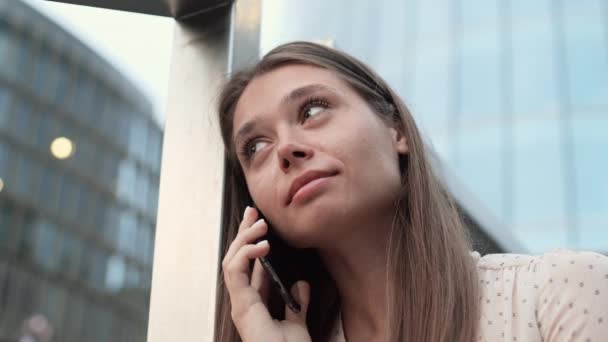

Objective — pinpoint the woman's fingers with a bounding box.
[223,207,266,266]
[285,281,310,324]
[250,258,271,304]
[224,240,270,292]
[221,206,313,341]
[224,219,267,261]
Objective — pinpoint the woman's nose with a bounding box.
[277,142,314,172]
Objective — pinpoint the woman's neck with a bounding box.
[318,213,393,341]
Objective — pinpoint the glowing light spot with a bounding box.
[50,137,74,160]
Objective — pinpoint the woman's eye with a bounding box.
[302,99,330,121]
[303,105,324,120]
[248,140,267,156]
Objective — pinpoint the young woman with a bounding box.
[214,41,608,342]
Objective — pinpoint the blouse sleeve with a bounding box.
[536,249,608,341]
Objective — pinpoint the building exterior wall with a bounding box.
[0,1,162,341]
[260,0,608,254]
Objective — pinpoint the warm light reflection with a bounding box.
[0,177,4,192]
[50,137,75,159]
[311,38,335,48]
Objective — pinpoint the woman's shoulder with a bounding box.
[473,248,608,341]
[472,248,608,304]
[471,248,608,272]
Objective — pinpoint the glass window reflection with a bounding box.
[0,86,12,127]
[511,0,559,117]
[118,209,136,256]
[455,124,504,221]
[562,0,608,109]
[57,229,82,279]
[117,158,136,204]
[33,220,60,271]
[0,200,14,249]
[512,117,568,252]
[573,115,608,250]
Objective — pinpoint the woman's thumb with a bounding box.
[285,280,310,323]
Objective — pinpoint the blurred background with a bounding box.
[0,1,172,341]
[0,0,606,341]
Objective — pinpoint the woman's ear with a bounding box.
[390,127,408,155]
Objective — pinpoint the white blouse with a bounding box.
[330,249,608,341]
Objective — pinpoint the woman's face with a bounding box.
[232,64,408,248]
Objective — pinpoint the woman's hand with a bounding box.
[222,206,312,342]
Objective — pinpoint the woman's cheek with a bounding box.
[249,172,277,211]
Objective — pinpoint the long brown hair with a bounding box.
[214,41,480,342]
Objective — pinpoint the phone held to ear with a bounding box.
[253,207,301,314]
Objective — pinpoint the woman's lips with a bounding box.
[290,175,335,205]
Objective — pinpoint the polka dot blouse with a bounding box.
[329,249,608,341]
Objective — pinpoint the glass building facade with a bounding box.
[260,0,608,254]
[0,1,162,341]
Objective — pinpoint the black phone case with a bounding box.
[253,206,302,313]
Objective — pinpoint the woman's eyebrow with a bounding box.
[279,83,338,107]
[234,118,259,146]
[233,83,338,145]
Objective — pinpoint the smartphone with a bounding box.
[253,206,302,314]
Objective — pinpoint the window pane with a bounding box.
[88,247,108,291]
[459,0,501,121]
[573,115,608,251]
[33,220,60,271]
[37,162,61,213]
[15,210,37,263]
[0,140,13,191]
[0,200,15,249]
[79,186,95,228]
[57,228,82,279]
[511,0,559,116]
[137,221,150,264]
[93,193,107,236]
[455,124,504,221]
[117,158,136,204]
[14,32,33,84]
[63,295,85,340]
[0,86,12,128]
[105,254,126,292]
[562,0,608,109]
[512,117,568,252]
[0,21,12,62]
[0,260,7,309]
[147,181,159,219]
[53,57,73,105]
[58,175,82,223]
[128,114,147,162]
[125,263,141,293]
[0,29,19,81]
[14,154,34,200]
[38,50,61,101]
[33,45,51,97]
[118,209,136,256]
[135,168,148,212]
[10,98,37,140]
[0,21,17,77]
[18,156,42,205]
[411,0,451,134]
[104,203,119,245]
[35,111,57,150]
[39,282,67,338]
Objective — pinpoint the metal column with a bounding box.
[147,1,260,341]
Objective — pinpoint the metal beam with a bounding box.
[147,0,261,340]
[45,0,232,19]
